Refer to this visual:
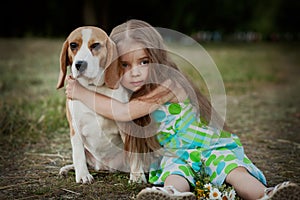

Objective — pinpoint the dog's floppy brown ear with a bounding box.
[57,40,70,89]
[104,38,121,89]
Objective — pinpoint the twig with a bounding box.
[61,188,81,195]
[0,181,39,190]
[16,195,40,200]
[24,152,65,159]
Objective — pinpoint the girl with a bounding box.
[65,19,299,200]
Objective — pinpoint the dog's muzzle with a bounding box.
[75,60,87,73]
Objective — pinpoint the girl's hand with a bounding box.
[137,79,186,104]
[65,75,83,100]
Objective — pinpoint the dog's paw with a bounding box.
[59,164,74,177]
[76,172,94,184]
[129,172,147,184]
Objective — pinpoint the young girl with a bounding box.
[65,19,299,200]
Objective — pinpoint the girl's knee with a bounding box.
[165,174,191,192]
[225,166,248,183]
[231,166,248,174]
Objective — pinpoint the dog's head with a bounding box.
[57,26,121,89]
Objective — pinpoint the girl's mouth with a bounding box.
[131,81,144,87]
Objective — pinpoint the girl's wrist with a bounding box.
[75,85,85,101]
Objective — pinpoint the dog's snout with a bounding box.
[75,60,87,73]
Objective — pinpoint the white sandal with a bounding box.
[136,185,196,200]
[259,181,299,200]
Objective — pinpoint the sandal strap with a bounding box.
[147,186,182,195]
[146,186,169,193]
[267,181,291,194]
[164,185,181,195]
[273,181,290,191]
[146,185,195,197]
[259,181,294,200]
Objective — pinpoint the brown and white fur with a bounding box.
[57,26,146,184]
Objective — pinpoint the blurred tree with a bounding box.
[83,0,97,26]
[276,0,300,33]
[248,0,281,35]
[0,0,298,38]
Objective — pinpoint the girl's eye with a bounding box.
[141,59,150,65]
[121,63,128,68]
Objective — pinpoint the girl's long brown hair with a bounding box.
[110,19,229,165]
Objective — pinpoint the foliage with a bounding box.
[1,0,299,37]
[193,161,242,200]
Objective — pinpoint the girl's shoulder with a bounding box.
[166,98,191,107]
[160,98,193,114]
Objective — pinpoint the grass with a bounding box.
[168,41,297,95]
[0,38,66,147]
[0,38,299,199]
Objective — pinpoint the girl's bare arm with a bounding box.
[65,76,177,121]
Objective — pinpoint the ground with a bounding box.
[0,40,299,199]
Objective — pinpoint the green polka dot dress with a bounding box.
[149,99,266,187]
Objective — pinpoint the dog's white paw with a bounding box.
[129,172,147,184]
[59,164,74,177]
[60,164,94,184]
[76,172,94,184]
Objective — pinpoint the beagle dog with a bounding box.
[56,26,140,184]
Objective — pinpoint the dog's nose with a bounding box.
[75,60,87,73]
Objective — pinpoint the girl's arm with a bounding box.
[65,76,176,122]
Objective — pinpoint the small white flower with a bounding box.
[209,187,222,200]
[204,183,212,191]
[223,191,230,199]
[222,191,229,199]
[222,189,236,200]
[228,189,236,200]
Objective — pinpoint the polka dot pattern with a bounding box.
[149,98,267,187]
[168,103,182,115]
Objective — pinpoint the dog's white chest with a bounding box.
[68,85,128,151]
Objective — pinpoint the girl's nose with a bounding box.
[130,65,141,76]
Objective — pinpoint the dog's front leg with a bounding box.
[71,133,94,184]
[68,100,94,184]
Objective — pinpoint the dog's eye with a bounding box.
[91,43,101,51]
[70,42,78,50]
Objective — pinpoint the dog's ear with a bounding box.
[57,40,70,89]
[104,37,121,89]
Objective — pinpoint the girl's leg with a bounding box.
[164,174,191,192]
[136,174,196,199]
[225,167,265,200]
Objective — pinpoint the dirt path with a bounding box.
[0,42,299,199]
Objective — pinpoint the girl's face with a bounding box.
[119,47,150,92]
